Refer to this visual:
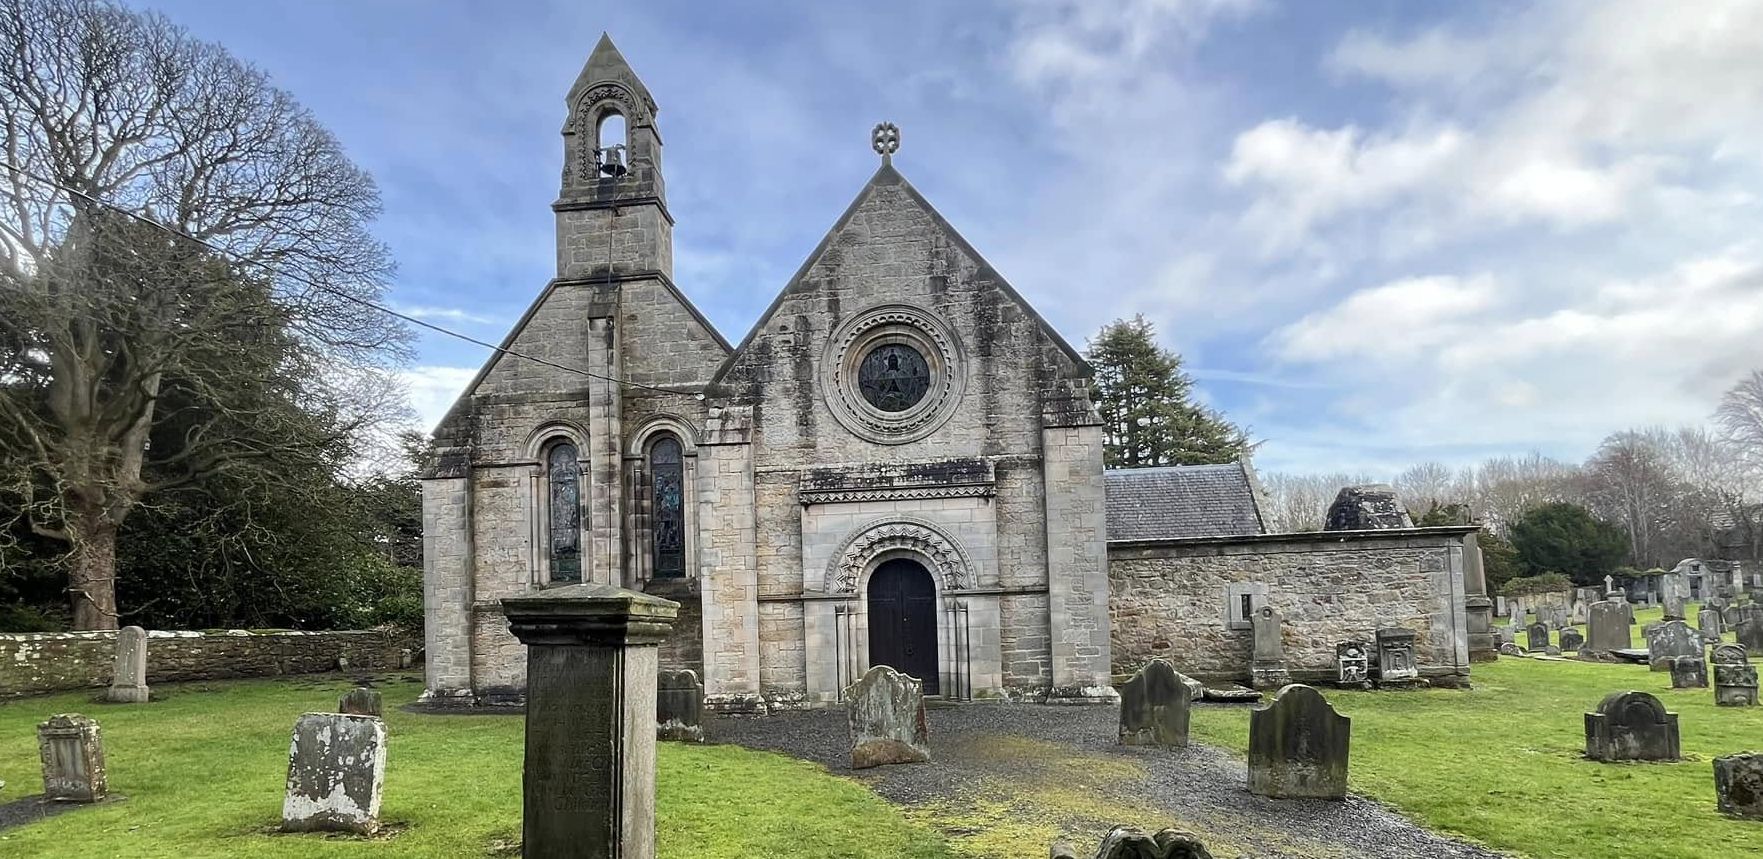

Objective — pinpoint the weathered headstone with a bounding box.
[1497,624,1516,646]
[1713,644,1759,707]
[1247,684,1350,800]
[37,714,106,802]
[845,665,931,768]
[281,712,386,835]
[1249,606,1290,689]
[503,582,680,859]
[1586,600,1631,653]
[1375,628,1418,682]
[1118,659,1191,748]
[104,626,150,704]
[1560,628,1585,651]
[1526,623,1550,652]
[1050,826,1214,859]
[657,669,705,743]
[1662,572,1691,621]
[1736,617,1763,654]
[1645,620,1701,671]
[1335,641,1369,684]
[1700,606,1725,643]
[1715,753,1763,820]
[1498,642,1523,657]
[337,687,383,717]
[1670,655,1708,689]
[1584,691,1680,762]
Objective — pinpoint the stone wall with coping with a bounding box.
[1108,526,1476,685]
[0,628,411,699]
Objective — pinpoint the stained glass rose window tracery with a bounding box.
[856,343,931,412]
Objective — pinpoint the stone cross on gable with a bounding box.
[871,122,900,163]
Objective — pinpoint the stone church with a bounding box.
[424,37,1491,710]
[422,36,1118,710]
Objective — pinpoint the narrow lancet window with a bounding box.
[650,435,685,578]
[547,442,583,582]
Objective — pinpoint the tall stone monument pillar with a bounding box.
[1462,531,1497,663]
[504,583,679,859]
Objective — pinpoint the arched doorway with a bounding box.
[867,558,939,695]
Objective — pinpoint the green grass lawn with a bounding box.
[1191,614,1763,859]
[0,676,951,858]
[3,636,1760,859]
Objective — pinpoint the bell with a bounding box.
[598,145,627,177]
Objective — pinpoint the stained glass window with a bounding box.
[547,442,582,583]
[857,343,931,412]
[650,436,685,579]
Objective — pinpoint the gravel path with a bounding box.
[712,701,1508,859]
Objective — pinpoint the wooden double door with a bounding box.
[866,558,939,695]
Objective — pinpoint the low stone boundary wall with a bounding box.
[0,628,412,699]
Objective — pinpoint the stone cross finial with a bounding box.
[872,122,900,162]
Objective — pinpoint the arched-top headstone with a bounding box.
[1247,684,1350,800]
[1584,691,1680,762]
[1586,600,1631,653]
[1713,643,1749,664]
[845,665,930,769]
[657,669,705,743]
[1559,628,1585,652]
[1119,659,1192,748]
[105,626,150,704]
[1050,825,1215,859]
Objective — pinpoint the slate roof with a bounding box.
[1105,462,1267,542]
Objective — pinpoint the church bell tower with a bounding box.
[556,33,671,281]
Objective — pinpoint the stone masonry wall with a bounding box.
[0,629,410,699]
[1108,528,1474,685]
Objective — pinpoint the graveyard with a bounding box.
[1,635,1759,858]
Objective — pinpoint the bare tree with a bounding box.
[1717,370,1763,455]
[1582,429,1678,566]
[1392,461,1460,511]
[1257,471,1378,533]
[0,0,405,628]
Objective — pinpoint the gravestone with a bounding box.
[1559,628,1585,651]
[657,669,705,743]
[845,665,931,768]
[1375,628,1418,682]
[1645,620,1701,671]
[1662,572,1691,620]
[1586,600,1631,653]
[1050,826,1214,859]
[1323,485,1413,530]
[1118,659,1191,748]
[1247,684,1350,800]
[337,687,382,717]
[105,626,150,704]
[37,714,106,802]
[281,713,386,835]
[1715,753,1763,820]
[1497,624,1516,647]
[1700,606,1725,642]
[1249,606,1290,690]
[503,582,680,859]
[1526,623,1550,652]
[1713,644,1759,707]
[1544,645,1562,657]
[1736,617,1763,654]
[1584,691,1680,762]
[1498,642,1523,657]
[1335,641,1369,684]
[1603,574,1614,596]
[1670,655,1708,689]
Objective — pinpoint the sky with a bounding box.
[130,0,1763,477]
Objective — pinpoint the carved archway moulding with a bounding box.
[827,517,973,594]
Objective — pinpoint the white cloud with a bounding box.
[399,365,479,433]
[394,305,503,326]
[1274,274,1501,362]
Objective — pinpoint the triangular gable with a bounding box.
[711,162,1089,387]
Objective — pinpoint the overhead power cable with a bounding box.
[0,159,699,398]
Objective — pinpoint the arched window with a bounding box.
[546,442,583,583]
[596,111,628,176]
[649,435,685,579]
